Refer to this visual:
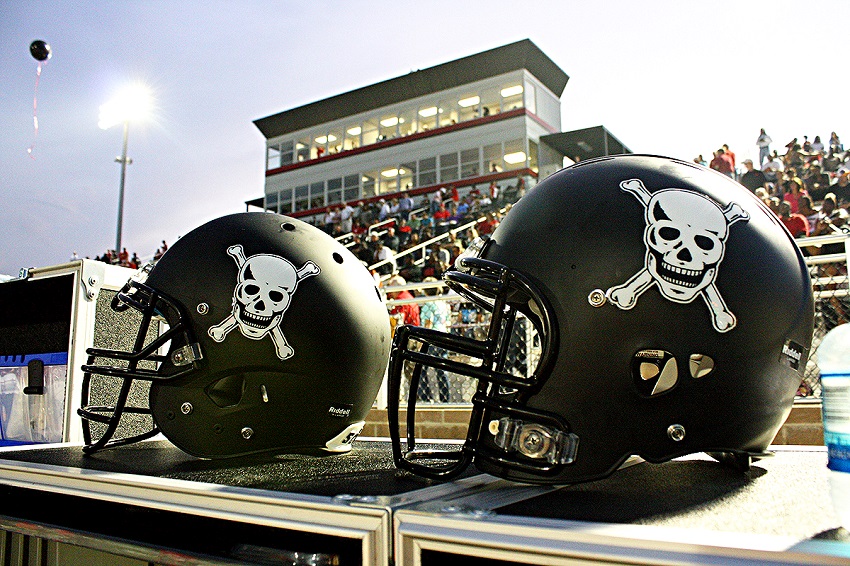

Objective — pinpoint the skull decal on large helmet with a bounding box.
[607,178,749,332]
[209,244,320,360]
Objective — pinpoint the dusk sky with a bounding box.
[2,1,848,276]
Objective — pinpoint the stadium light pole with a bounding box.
[99,84,152,256]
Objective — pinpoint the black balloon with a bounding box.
[30,40,51,62]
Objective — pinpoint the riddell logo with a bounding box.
[780,340,805,371]
[328,405,352,418]
[782,344,802,362]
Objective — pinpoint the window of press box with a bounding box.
[458,93,480,122]
[484,143,503,173]
[418,157,437,186]
[440,152,459,183]
[503,139,527,170]
[379,114,400,140]
[265,192,278,209]
[344,124,361,150]
[344,174,360,202]
[379,166,406,194]
[362,119,379,145]
[536,87,561,130]
[418,105,438,131]
[296,141,309,162]
[310,181,325,209]
[267,145,280,170]
[312,133,333,158]
[529,140,539,173]
[400,162,416,191]
[480,89,500,117]
[280,140,294,165]
[328,129,343,154]
[524,80,536,115]
[501,83,524,111]
[400,109,417,136]
[327,177,343,205]
[294,185,309,212]
[438,99,459,127]
[279,191,293,213]
[266,140,296,171]
[461,148,481,179]
[362,174,376,199]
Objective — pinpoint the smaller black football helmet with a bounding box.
[79,213,391,458]
[389,154,815,484]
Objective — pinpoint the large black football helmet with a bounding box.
[80,213,391,458]
[389,154,814,484]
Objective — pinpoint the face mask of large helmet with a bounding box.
[388,154,814,484]
[79,213,391,458]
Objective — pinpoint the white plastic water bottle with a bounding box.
[819,323,850,528]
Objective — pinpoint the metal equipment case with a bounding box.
[394,446,849,565]
[0,443,846,564]
[0,440,536,565]
[0,260,134,447]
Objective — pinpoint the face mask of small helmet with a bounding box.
[388,154,814,484]
[79,213,391,458]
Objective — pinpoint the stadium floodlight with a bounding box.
[99,83,152,256]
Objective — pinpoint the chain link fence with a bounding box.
[402,311,539,405]
[384,232,849,407]
[800,232,850,399]
[384,282,541,406]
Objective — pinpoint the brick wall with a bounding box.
[363,407,471,440]
[772,403,824,445]
[364,403,824,445]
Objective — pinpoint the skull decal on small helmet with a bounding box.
[208,244,320,360]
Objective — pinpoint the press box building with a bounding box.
[249,39,630,222]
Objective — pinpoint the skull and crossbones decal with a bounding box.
[606,179,749,333]
[208,244,320,360]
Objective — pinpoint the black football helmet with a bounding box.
[389,154,814,484]
[80,213,391,458]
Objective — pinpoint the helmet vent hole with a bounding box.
[282,222,296,232]
[689,354,715,378]
[333,252,344,264]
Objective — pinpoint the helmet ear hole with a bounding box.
[205,374,246,408]
[333,252,344,264]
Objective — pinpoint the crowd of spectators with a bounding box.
[80,240,169,269]
[317,176,526,282]
[699,131,849,245]
[78,130,849,287]
[335,179,523,403]
[719,131,849,399]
